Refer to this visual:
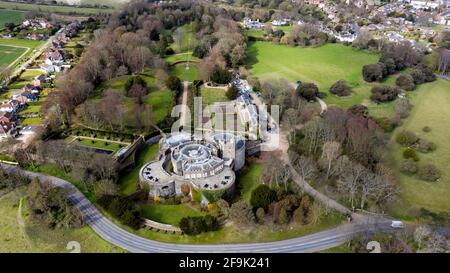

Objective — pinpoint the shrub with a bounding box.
[400,159,418,175]
[418,164,441,182]
[296,82,319,101]
[403,148,419,161]
[395,130,419,146]
[415,139,436,153]
[165,75,182,93]
[210,66,232,84]
[374,116,397,133]
[330,80,351,96]
[256,207,265,224]
[411,69,425,84]
[226,85,239,100]
[370,85,400,103]
[179,215,219,235]
[396,74,415,91]
[250,184,277,209]
[165,47,175,55]
[362,63,384,82]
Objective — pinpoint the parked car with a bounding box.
[391,221,404,229]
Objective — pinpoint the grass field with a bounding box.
[200,87,229,105]
[170,63,199,82]
[139,204,206,226]
[237,163,263,202]
[388,79,450,217]
[0,9,23,28]
[119,144,159,195]
[246,42,379,108]
[0,44,26,67]
[0,190,123,253]
[171,23,198,53]
[0,1,115,15]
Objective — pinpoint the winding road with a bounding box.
[0,163,395,253]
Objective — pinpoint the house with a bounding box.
[23,84,41,94]
[272,19,289,26]
[40,63,63,74]
[0,100,21,113]
[0,111,18,125]
[0,123,18,140]
[243,18,265,29]
[13,91,37,102]
[42,49,65,65]
[32,74,46,87]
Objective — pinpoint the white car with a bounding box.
[391,221,404,229]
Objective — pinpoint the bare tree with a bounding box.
[321,141,341,180]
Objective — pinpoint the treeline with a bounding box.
[27,178,84,229]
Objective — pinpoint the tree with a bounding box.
[330,80,351,96]
[256,207,265,224]
[216,199,230,218]
[411,69,425,84]
[229,200,255,226]
[173,27,185,52]
[396,75,415,91]
[363,63,384,82]
[278,207,289,225]
[321,141,341,180]
[370,85,400,103]
[395,130,419,146]
[403,148,419,161]
[414,225,431,250]
[296,83,319,101]
[165,75,182,93]
[418,164,441,182]
[179,215,219,235]
[250,184,277,209]
[394,98,412,119]
[400,159,417,175]
[226,85,239,100]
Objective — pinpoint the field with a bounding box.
[0,1,115,15]
[170,63,199,82]
[170,23,198,53]
[389,79,450,217]
[0,190,124,253]
[139,204,206,226]
[119,143,159,195]
[246,42,379,108]
[0,44,26,67]
[0,9,23,28]
[165,52,199,64]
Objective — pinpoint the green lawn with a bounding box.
[19,105,40,115]
[75,138,123,153]
[139,204,206,226]
[19,69,43,80]
[237,163,263,202]
[0,44,26,67]
[0,38,42,48]
[0,9,23,29]
[200,87,229,105]
[0,1,115,15]
[119,144,159,195]
[171,23,198,53]
[164,52,199,64]
[170,63,199,82]
[246,42,379,108]
[21,117,42,126]
[389,79,450,217]
[0,190,124,253]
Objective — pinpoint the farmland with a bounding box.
[0,1,115,15]
[0,9,24,28]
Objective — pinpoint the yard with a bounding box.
[388,79,450,217]
[200,86,229,105]
[246,42,379,108]
[170,63,199,82]
[119,143,159,195]
[139,204,206,226]
[74,138,124,153]
[0,9,23,28]
[237,163,263,202]
[0,1,115,15]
